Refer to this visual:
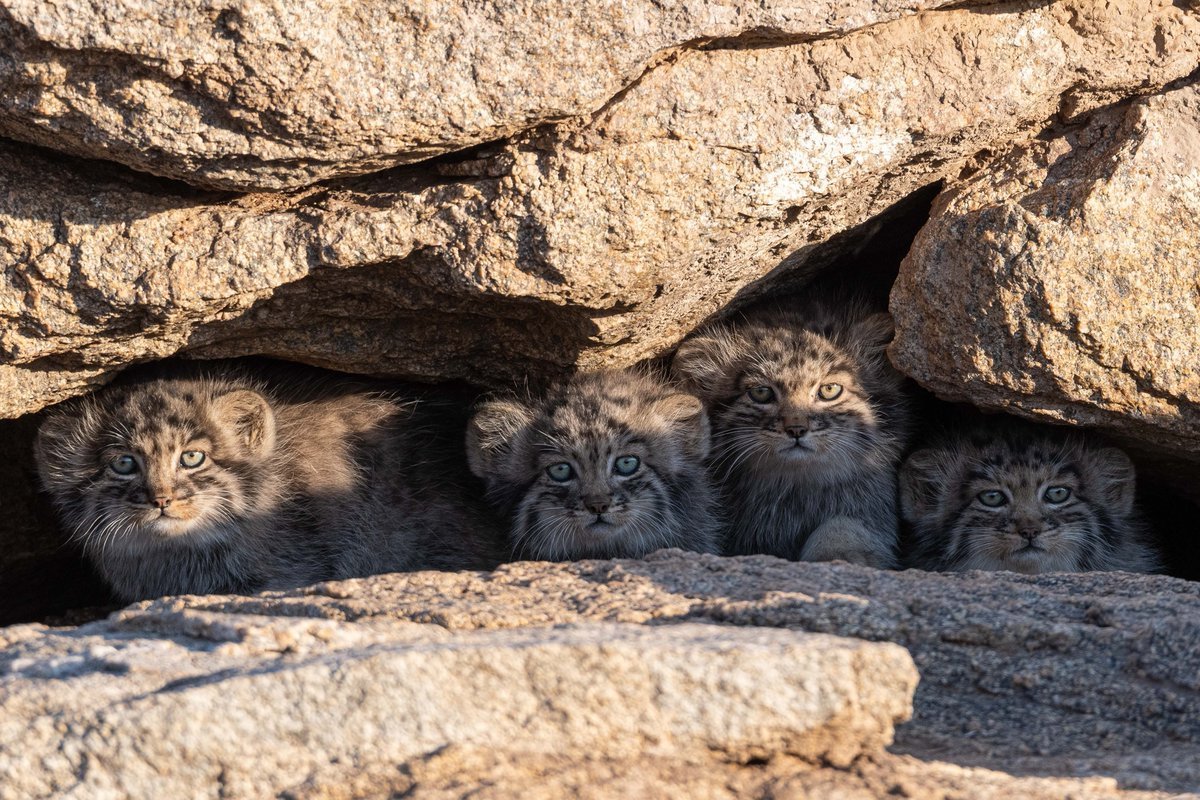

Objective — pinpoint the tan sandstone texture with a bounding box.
[0,619,916,799]
[2,551,1196,798]
[0,0,970,190]
[0,0,1197,418]
[890,82,1200,466]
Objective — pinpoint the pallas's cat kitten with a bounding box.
[35,374,502,601]
[900,424,1162,574]
[672,302,909,568]
[466,369,720,561]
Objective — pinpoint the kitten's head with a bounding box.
[467,370,710,560]
[35,379,278,553]
[673,307,900,479]
[900,430,1137,573]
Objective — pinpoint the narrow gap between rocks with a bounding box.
[3,182,1197,627]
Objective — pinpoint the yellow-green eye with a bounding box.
[1043,486,1071,504]
[747,386,775,403]
[977,490,1007,508]
[614,455,640,476]
[547,463,573,482]
[817,383,843,401]
[110,455,138,476]
[180,450,206,469]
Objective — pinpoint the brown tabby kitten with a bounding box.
[35,374,502,602]
[900,423,1162,574]
[466,369,720,561]
[672,302,909,568]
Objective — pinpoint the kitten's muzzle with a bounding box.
[776,414,810,439]
[583,495,611,515]
[1014,520,1043,542]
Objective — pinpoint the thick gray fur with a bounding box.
[35,374,504,602]
[466,368,721,561]
[899,421,1162,574]
[672,301,910,568]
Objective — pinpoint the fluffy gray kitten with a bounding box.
[672,302,909,568]
[35,375,503,602]
[466,369,721,561]
[900,423,1162,574]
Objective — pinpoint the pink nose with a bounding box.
[152,495,173,509]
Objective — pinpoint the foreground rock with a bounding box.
[891,81,1200,471]
[2,552,1196,797]
[0,0,971,190]
[0,619,914,798]
[2,0,1198,418]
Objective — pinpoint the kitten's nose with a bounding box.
[152,495,173,509]
[784,424,808,439]
[583,496,611,515]
[1017,525,1040,542]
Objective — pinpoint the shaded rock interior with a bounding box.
[4,179,1198,626]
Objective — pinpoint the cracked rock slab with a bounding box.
[3,0,1198,418]
[890,80,1200,468]
[0,0,969,190]
[0,618,916,800]
[180,551,1200,794]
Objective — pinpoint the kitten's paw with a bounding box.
[801,516,897,569]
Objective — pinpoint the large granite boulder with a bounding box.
[891,82,1200,472]
[2,552,1196,797]
[1,0,1198,418]
[0,0,975,191]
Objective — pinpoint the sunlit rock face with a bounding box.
[0,0,1197,418]
[891,82,1200,476]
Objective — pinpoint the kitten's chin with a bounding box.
[567,513,635,543]
[970,541,1076,574]
[764,438,856,476]
[136,509,228,542]
[579,515,626,535]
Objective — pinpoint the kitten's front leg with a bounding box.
[800,515,897,569]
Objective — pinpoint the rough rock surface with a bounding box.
[0,0,972,190]
[891,81,1200,467]
[2,0,1198,418]
[3,551,1196,798]
[0,619,916,798]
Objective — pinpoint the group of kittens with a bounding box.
[35,299,1162,602]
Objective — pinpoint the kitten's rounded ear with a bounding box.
[466,400,536,480]
[672,330,745,398]
[652,392,711,461]
[898,448,944,523]
[850,312,895,353]
[213,389,276,456]
[1090,446,1136,517]
[33,408,85,486]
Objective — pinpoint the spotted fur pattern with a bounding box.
[466,369,720,561]
[35,375,504,601]
[899,424,1161,574]
[672,302,909,567]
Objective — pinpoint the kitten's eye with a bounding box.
[613,455,640,476]
[546,463,574,482]
[817,383,843,401]
[747,386,776,403]
[109,455,138,476]
[180,450,206,469]
[977,490,1008,508]
[1043,486,1071,504]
